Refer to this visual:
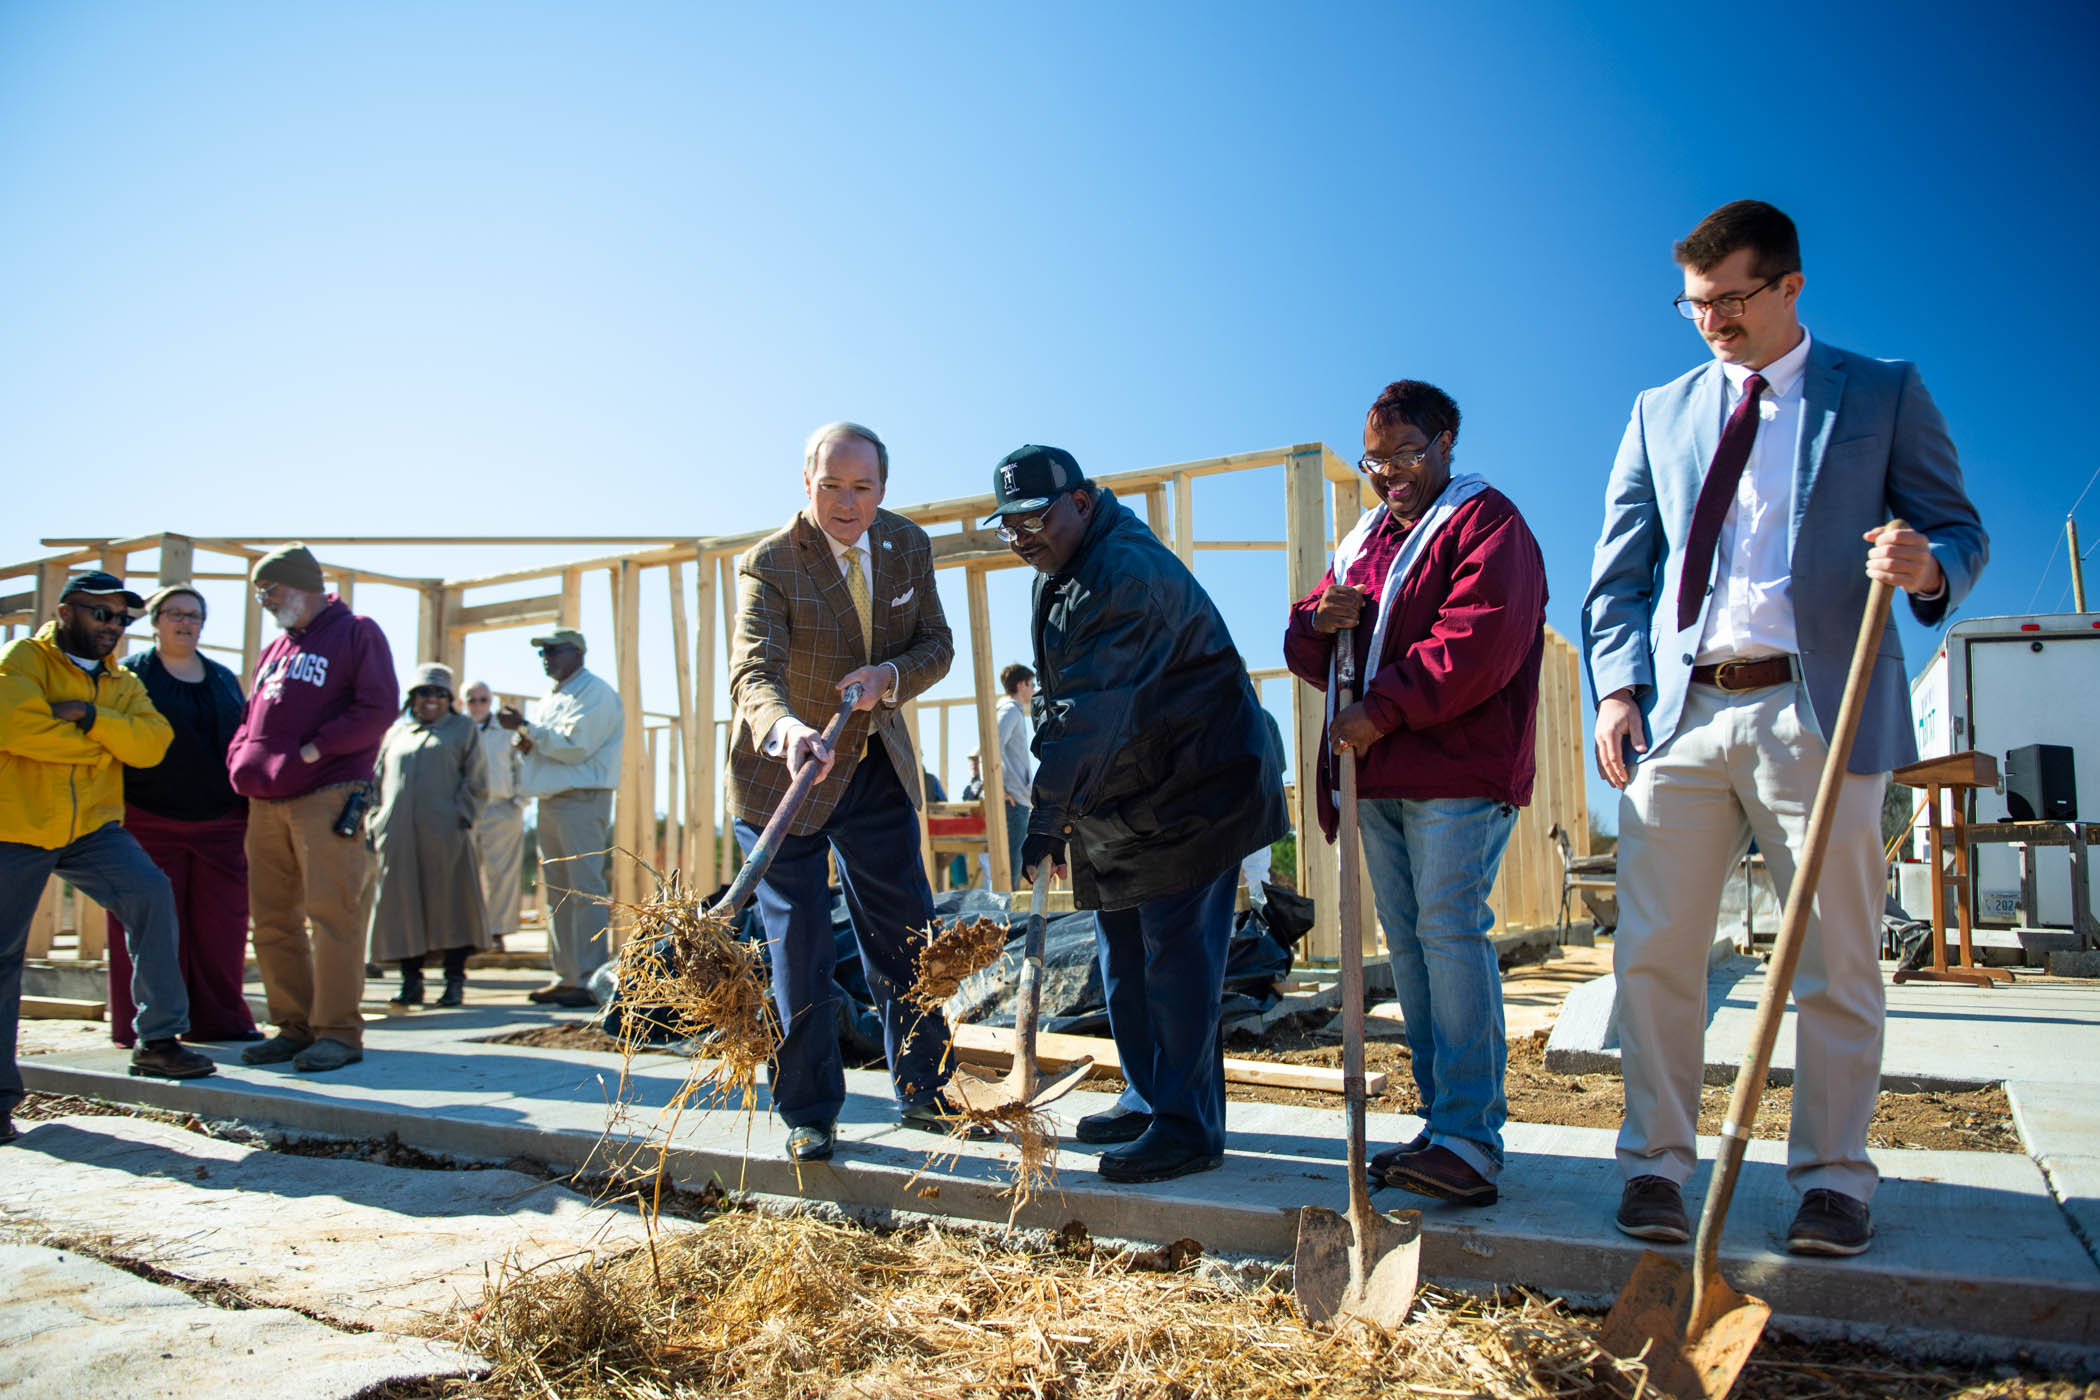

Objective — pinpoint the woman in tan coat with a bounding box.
[367,663,489,1007]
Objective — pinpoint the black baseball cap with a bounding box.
[62,570,146,610]
[982,444,1089,523]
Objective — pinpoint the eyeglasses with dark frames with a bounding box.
[1674,273,1785,320]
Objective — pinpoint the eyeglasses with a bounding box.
[69,602,137,626]
[994,497,1066,543]
[1357,446,1432,476]
[157,609,204,624]
[1674,274,1784,320]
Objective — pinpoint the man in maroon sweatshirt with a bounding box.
[1284,380,1548,1209]
[226,544,398,1073]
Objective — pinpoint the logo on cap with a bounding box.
[1001,464,1020,495]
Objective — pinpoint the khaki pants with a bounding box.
[247,785,373,1047]
[476,797,526,936]
[537,788,612,985]
[1613,682,1888,1201]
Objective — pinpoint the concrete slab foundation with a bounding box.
[0,1242,479,1400]
[17,1007,2100,1368]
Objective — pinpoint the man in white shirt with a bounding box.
[1582,201,1987,1257]
[463,681,524,954]
[993,663,1035,886]
[498,630,623,1008]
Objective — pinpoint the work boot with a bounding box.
[130,1040,217,1080]
[1075,1106,1152,1145]
[240,1032,312,1066]
[292,1038,364,1073]
[1615,1175,1691,1244]
[1786,1189,1873,1257]
[390,968,425,1008]
[435,974,467,1008]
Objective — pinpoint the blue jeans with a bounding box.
[1094,867,1238,1155]
[1,822,191,1111]
[1356,796,1518,1180]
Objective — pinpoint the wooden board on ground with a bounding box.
[21,997,105,1021]
[951,1022,1384,1097]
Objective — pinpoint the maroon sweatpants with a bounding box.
[107,806,257,1046]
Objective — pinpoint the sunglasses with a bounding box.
[69,602,137,626]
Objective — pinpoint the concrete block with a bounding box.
[0,1243,479,1400]
[21,961,106,1001]
[2049,949,2100,978]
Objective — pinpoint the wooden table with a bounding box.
[1892,750,2014,987]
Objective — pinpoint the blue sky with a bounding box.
[4,1,2095,814]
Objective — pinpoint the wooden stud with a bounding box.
[965,565,1012,892]
[27,879,60,959]
[664,724,683,881]
[903,698,936,884]
[334,574,355,610]
[613,562,645,942]
[938,705,951,795]
[1172,472,1195,568]
[667,560,703,881]
[240,588,263,687]
[1283,446,1339,960]
[157,534,195,589]
[643,728,661,875]
[1142,485,1169,542]
[559,569,582,628]
[694,559,720,890]
[74,887,108,961]
[440,585,466,679]
[98,548,131,659]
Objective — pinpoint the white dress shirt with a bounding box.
[1693,328,1814,666]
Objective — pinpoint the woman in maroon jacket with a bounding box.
[1283,379,1547,1210]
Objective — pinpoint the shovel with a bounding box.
[1599,532,1904,1398]
[1294,626,1422,1327]
[707,682,863,921]
[947,860,1096,1114]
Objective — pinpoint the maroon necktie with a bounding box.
[1677,372,1768,632]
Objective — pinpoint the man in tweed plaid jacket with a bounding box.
[728,421,961,1163]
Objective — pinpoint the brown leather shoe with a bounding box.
[1384,1143,1498,1206]
[1367,1132,1431,1185]
[1787,1189,1873,1256]
[129,1039,217,1080]
[1616,1175,1691,1243]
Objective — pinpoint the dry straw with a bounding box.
[461,1208,1654,1400]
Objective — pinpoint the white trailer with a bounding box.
[1908,612,2100,928]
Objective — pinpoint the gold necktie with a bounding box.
[845,548,873,661]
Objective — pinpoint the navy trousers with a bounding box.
[1094,867,1237,1155]
[735,742,948,1129]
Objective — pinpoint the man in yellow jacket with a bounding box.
[1,571,216,1143]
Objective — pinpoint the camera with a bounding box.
[332,785,372,838]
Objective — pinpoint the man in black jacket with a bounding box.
[988,445,1285,1183]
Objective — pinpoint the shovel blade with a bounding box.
[1599,1250,1772,1399]
[1027,1057,1094,1110]
[945,1064,1019,1115]
[1292,1204,1422,1328]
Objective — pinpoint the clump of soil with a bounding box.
[480,1021,639,1055]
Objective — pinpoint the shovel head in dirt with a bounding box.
[1293,1201,1422,1328]
[1598,1249,1771,1399]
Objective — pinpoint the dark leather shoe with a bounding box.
[787,1123,835,1162]
[1,1114,17,1146]
[130,1039,216,1080]
[240,1033,311,1066]
[898,1096,998,1141]
[1097,1135,1224,1183]
[1366,1133,1431,1186]
[1075,1107,1153,1145]
[1384,1143,1497,1206]
[1616,1175,1691,1243]
[1787,1189,1873,1256]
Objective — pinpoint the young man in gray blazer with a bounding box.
[1582,201,1987,1256]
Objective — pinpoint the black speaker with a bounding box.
[2004,744,2076,822]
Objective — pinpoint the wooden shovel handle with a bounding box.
[710,682,864,920]
[1690,523,1906,1320]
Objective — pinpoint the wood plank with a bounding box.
[903,698,936,884]
[694,560,720,890]
[667,560,702,882]
[27,879,60,959]
[965,565,1012,892]
[612,561,646,940]
[451,593,563,633]
[74,887,108,961]
[950,1023,1385,1097]
[1283,446,1338,960]
[21,997,105,1021]
[559,568,582,628]
[157,534,194,589]
[1172,472,1195,567]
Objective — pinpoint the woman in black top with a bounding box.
[107,585,259,1044]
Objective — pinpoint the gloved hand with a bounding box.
[1020,832,1067,882]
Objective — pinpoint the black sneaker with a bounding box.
[1075,1107,1152,1144]
[130,1039,217,1080]
[1615,1175,1691,1244]
[1787,1189,1873,1257]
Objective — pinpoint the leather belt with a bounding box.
[1689,655,1796,692]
